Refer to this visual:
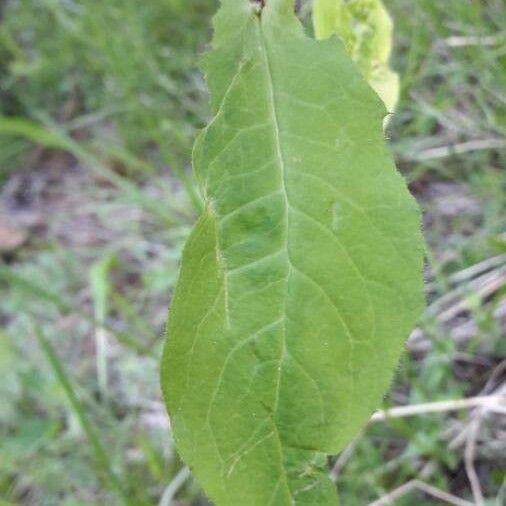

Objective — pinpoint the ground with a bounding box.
[0,0,505,505]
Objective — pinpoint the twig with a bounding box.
[409,298,506,353]
[425,254,506,294]
[371,395,505,422]
[410,138,506,161]
[448,255,506,286]
[446,384,506,503]
[426,267,506,321]
[368,375,505,505]
[329,437,361,480]
[415,481,475,506]
[368,479,475,506]
[409,267,506,353]
[436,269,505,323]
[465,418,485,506]
[447,384,506,450]
[158,467,191,506]
[444,34,504,47]
[481,362,506,396]
[367,480,417,506]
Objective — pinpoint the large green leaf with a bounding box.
[161,1,424,504]
[313,0,400,113]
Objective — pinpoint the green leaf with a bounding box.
[161,1,424,504]
[313,0,400,113]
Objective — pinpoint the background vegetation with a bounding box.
[0,0,504,504]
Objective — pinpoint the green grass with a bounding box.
[1,0,505,505]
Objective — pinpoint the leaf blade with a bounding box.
[162,1,424,504]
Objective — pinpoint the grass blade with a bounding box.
[90,254,117,401]
[0,266,156,357]
[0,115,182,224]
[33,324,133,505]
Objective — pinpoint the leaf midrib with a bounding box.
[256,13,295,505]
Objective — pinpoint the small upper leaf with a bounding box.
[162,1,424,504]
[313,0,400,113]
